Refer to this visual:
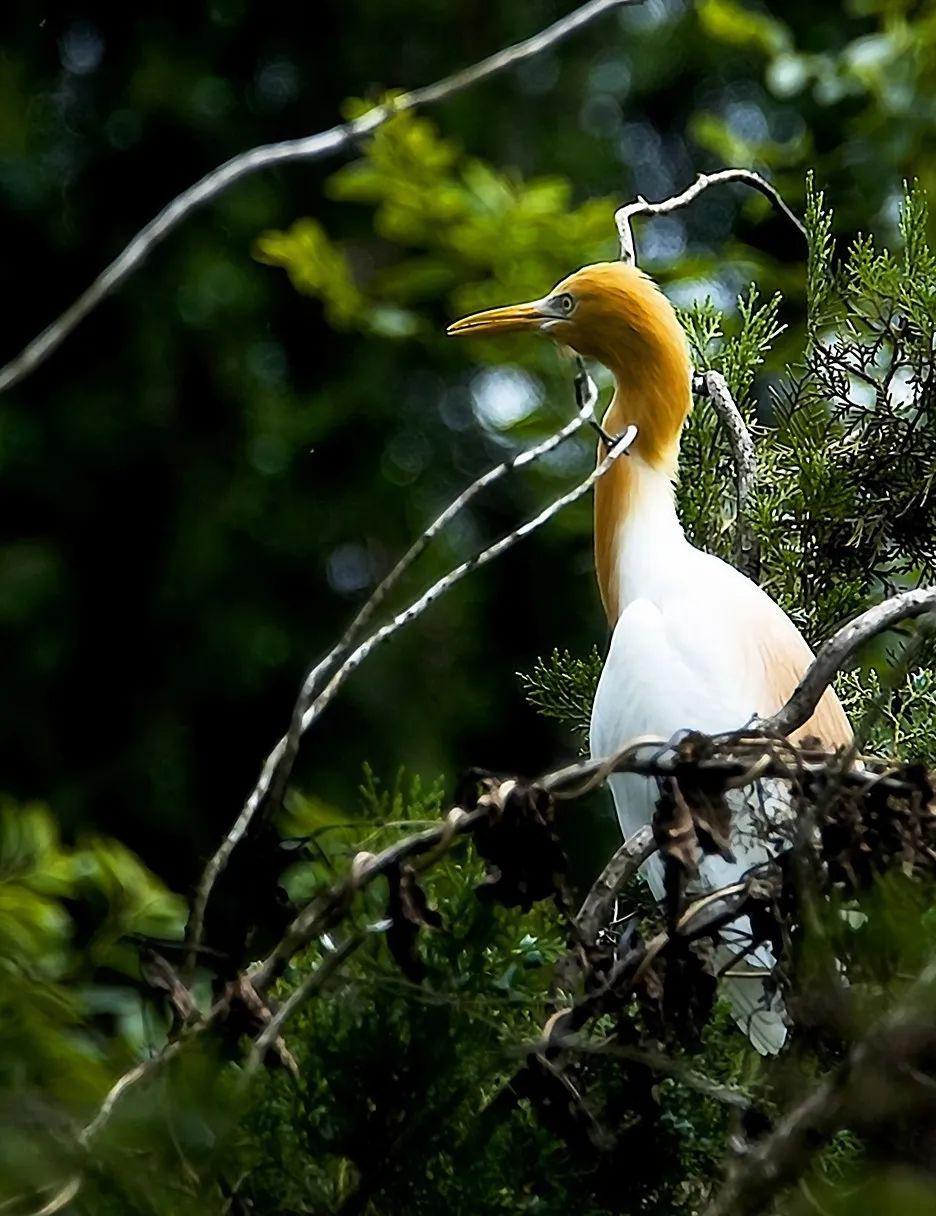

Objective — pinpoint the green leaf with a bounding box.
[698,0,792,56]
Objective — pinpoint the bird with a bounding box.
[447,261,852,1053]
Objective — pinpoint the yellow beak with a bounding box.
[446,300,544,337]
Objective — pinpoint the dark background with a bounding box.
[1,0,930,889]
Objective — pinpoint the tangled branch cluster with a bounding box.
[43,658,936,1216]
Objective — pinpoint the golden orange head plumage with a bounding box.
[447,262,685,366]
[448,262,695,624]
[447,261,693,473]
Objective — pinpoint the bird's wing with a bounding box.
[592,549,850,750]
[588,550,851,1054]
[756,624,852,748]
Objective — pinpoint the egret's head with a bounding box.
[447,262,689,378]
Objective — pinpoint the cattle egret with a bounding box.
[449,262,851,1053]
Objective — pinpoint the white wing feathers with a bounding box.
[590,546,845,1054]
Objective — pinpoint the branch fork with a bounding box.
[616,167,806,265]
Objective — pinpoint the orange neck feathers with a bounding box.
[444,260,693,626]
[585,272,693,624]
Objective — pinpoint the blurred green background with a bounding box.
[1,0,933,892]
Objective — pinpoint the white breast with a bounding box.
[590,457,796,766]
[588,458,802,1053]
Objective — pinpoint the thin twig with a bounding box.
[81,1040,185,1144]
[0,0,640,394]
[296,426,637,732]
[615,167,806,265]
[25,725,926,1216]
[617,174,796,582]
[17,1178,82,1216]
[19,1041,187,1216]
[545,1035,752,1110]
[573,825,656,945]
[184,394,633,977]
[28,800,492,1216]
[181,366,602,976]
[544,733,920,803]
[249,803,488,991]
[695,370,760,581]
[548,733,673,800]
[545,586,936,787]
[248,930,369,1071]
[483,873,770,1154]
[315,363,601,688]
[209,362,600,870]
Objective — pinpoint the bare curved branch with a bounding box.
[616,174,776,581]
[695,370,760,581]
[544,731,922,803]
[25,721,926,1216]
[19,1041,187,1216]
[0,0,639,395]
[183,369,603,975]
[21,794,495,1215]
[248,930,369,1071]
[21,1177,82,1216]
[297,426,637,729]
[548,587,936,780]
[615,167,806,265]
[245,427,638,988]
[184,383,634,975]
[573,825,655,945]
[545,1036,752,1111]
[763,586,936,737]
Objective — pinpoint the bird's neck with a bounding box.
[594,369,692,624]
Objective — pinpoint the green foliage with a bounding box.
[0,801,184,1204]
[11,161,936,1216]
[523,182,936,772]
[508,180,936,1216]
[255,108,618,349]
[238,772,755,1216]
[278,766,448,903]
[804,172,838,345]
[235,770,575,1215]
[678,286,784,561]
[696,0,936,212]
[839,659,936,768]
[645,181,936,645]
[697,0,792,58]
[525,166,936,726]
[517,647,603,743]
[254,218,367,328]
[757,183,936,641]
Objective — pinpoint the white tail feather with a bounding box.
[716,945,787,1055]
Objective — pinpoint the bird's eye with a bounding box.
[554,293,575,315]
